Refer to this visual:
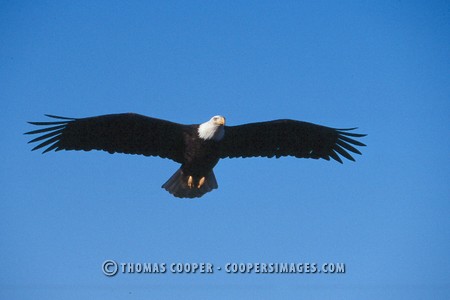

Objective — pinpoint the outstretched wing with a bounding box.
[25,113,186,163]
[219,120,366,163]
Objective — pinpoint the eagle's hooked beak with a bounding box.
[215,116,226,126]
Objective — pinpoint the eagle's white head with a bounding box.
[198,115,226,141]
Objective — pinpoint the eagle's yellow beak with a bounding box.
[215,116,226,126]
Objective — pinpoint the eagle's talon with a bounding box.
[188,176,193,189]
[197,177,205,189]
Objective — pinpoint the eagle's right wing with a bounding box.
[219,119,366,163]
[25,113,186,163]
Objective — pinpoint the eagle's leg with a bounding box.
[197,177,206,189]
[188,176,194,189]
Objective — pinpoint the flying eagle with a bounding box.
[26,113,366,198]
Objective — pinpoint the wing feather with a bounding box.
[336,139,361,155]
[338,135,366,147]
[26,124,67,135]
[329,150,343,163]
[25,113,186,163]
[333,144,355,161]
[219,119,366,163]
[28,129,64,143]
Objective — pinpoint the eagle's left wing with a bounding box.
[219,120,366,163]
[25,113,186,163]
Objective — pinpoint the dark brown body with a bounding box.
[181,125,221,177]
[161,126,221,198]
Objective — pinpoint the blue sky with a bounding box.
[1,1,449,299]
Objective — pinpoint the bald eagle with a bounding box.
[25,113,366,198]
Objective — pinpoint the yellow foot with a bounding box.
[197,177,206,189]
[188,176,194,189]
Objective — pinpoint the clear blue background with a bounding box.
[1,1,449,299]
